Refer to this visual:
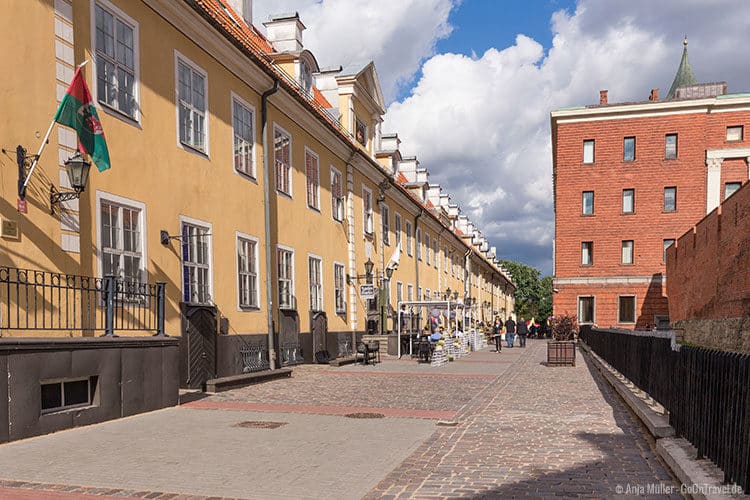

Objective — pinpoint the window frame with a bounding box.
[394,213,402,250]
[577,295,595,324]
[277,245,295,310]
[582,191,594,215]
[425,233,431,265]
[405,221,413,256]
[334,262,346,314]
[308,254,323,312]
[727,125,744,142]
[407,284,414,301]
[236,232,259,310]
[305,147,320,211]
[665,133,678,159]
[179,215,213,305]
[581,241,593,266]
[622,189,634,214]
[41,377,97,415]
[621,240,634,265]
[433,239,438,269]
[663,239,675,263]
[617,295,636,324]
[174,50,209,155]
[362,185,373,235]
[664,186,677,212]
[330,166,344,222]
[230,92,256,179]
[623,136,635,162]
[273,124,293,197]
[95,191,147,287]
[416,228,422,260]
[725,182,742,200]
[381,203,390,245]
[583,139,595,164]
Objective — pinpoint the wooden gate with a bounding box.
[183,305,217,389]
[311,311,328,363]
[279,309,302,366]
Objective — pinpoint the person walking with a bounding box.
[517,317,528,347]
[492,318,503,352]
[504,317,516,348]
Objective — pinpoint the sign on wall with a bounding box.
[360,284,375,300]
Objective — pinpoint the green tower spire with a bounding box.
[667,37,698,99]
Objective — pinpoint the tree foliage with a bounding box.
[499,260,552,321]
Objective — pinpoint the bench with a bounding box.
[355,340,380,365]
[204,368,292,393]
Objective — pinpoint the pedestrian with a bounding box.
[492,318,503,353]
[504,316,516,348]
[517,317,528,347]
[529,321,538,339]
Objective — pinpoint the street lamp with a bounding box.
[50,152,91,214]
[364,258,374,283]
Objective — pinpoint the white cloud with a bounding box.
[385,0,750,275]
[252,0,457,101]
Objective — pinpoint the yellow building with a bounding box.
[0,0,514,388]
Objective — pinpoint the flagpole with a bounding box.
[22,60,89,190]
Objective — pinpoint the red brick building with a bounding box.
[551,41,750,329]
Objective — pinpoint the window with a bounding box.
[274,126,292,196]
[451,252,455,277]
[331,168,343,221]
[425,289,431,300]
[623,137,635,162]
[176,55,207,152]
[405,221,413,256]
[298,58,312,94]
[278,247,294,309]
[363,186,373,235]
[394,213,402,250]
[621,240,634,265]
[433,240,438,268]
[582,191,594,215]
[665,134,677,159]
[663,239,675,263]
[305,148,320,210]
[444,247,449,273]
[94,2,137,119]
[407,284,414,301]
[578,296,595,324]
[725,182,742,200]
[382,204,390,245]
[99,198,144,285]
[237,235,258,309]
[334,263,345,313]
[181,219,212,304]
[232,95,255,177]
[416,228,422,260]
[664,187,676,212]
[308,256,322,311]
[425,233,431,264]
[618,296,636,324]
[41,377,97,414]
[356,117,367,146]
[622,189,634,214]
[727,126,743,142]
[417,287,422,300]
[581,242,593,266]
[583,140,595,163]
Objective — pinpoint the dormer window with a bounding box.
[356,117,367,146]
[299,58,312,94]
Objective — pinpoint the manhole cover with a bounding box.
[344,412,385,419]
[233,421,287,429]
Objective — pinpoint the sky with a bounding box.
[252,0,750,277]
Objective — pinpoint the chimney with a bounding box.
[649,88,659,101]
[226,0,252,27]
[263,12,305,52]
[599,90,608,105]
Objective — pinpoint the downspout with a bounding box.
[344,150,357,350]
[413,209,424,294]
[262,78,279,369]
[463,248,472,327]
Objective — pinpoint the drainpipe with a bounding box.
[413,209,424,294]
[463,248,472,327]
[261,78,279,369]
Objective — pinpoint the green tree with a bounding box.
[499,260,552,321]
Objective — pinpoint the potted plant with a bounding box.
[547,314,577,366]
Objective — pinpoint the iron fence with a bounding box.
[240,344,270,373]
[337,335,352,358]
[0,266,166,336]
[580,328,750,491]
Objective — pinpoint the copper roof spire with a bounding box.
[667,36,698,99]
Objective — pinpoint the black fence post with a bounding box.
[154,282,167,337]
[101,275,116,337]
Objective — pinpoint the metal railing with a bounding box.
[580,328,750,491]
[0,266,166,336]
[240,344,270,373]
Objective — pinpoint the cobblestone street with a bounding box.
[0,341,680,499]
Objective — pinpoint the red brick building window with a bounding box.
[582,191,594,215]
[664,187,677,212]
[665,134,677,159]
[581,242,593,266]
[621,240,634,265]
[663,239,675,263]
[622,189,634,214]
[583,140,595,164]
[623,137,635,162]
[725,182,742,200]
[726,126,743,142]
[578,296,595,324]
[618,296,636,324]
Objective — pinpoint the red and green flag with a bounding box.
[53,66,110,172]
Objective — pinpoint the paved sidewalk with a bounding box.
[0,341,680,499]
